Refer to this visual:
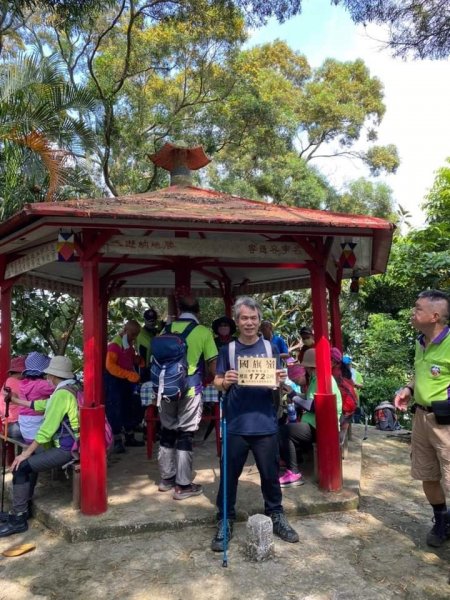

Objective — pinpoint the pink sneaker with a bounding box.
[279,470,304,488]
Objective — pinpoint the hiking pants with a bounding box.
[158,392,203,486]
[279,421,316,473]
[12,447,73,513]
[104,373,141,435]
[216,433,282,520]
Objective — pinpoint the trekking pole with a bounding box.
[1,386,12,513]
[220,392,228,568]
[363,413,368,440]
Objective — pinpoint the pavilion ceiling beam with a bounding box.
[77,229,118,261]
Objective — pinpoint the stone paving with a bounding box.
[1,426,449,600]
[25,423,361,542]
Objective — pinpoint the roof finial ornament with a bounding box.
[148,141,211,186]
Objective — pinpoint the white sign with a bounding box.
[238,357,277,387]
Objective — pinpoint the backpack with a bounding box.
[61,383,114,453]
[150,321,198,406]
[374,401,401,431]
[338,377,358,416]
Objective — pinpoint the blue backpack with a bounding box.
[150,321,198,405]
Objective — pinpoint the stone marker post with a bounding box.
[244,514,275,562]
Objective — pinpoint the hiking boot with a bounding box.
[113,439,126,454]
[211,519,233,552]
[270,512,299,543]
[158,477,176,492]
[172,483,203,500]
[279,470,304,488]
[0,512,28,537]
[124,434,145,447]
[426,512,450,547]
[0,511,10,522]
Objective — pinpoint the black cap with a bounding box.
[300,326,313,336]
[143,308,158,322]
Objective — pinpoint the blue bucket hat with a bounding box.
[23,352,50,377]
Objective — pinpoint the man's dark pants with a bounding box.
[104,373,142,435]
[216,433,282,520]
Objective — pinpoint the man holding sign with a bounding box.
[211,296,299,552]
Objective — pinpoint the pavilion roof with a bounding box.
[0,183,395,298]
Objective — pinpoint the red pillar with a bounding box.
[81,258,107,514]
[99,291,109,401]
[329,286,343,351]
[310,265,342,492]
[0,278,12,387]
[222,280,234,318]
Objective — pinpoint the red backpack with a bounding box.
[337,377,358,416]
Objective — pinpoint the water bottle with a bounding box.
[287,402,297,423]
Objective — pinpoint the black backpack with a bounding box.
[150,321,197,405]
[374,402,401,431]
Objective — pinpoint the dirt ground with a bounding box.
[0,431,449,600]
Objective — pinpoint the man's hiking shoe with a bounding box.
[279,470,304,488]
[172,483,203,500]
[270,512,299,543]
[0,511,9,522]
[158,478,176,492]
[426,512,450,547]
[124,434,145,447]
[0,513,28,538]
[113,439,126,454]
[211,519,233,552]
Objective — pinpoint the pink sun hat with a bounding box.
[287,361,306,381]
[8,355,26,374]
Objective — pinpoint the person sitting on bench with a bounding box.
[278,348,342,488]
[0,356,79,537]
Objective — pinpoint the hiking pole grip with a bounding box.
[3,387,12,419]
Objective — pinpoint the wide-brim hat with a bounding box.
[8,355,26,374]
[212,316,236,336]
[143,308,158,323]
[43,356,74,380]
[301,348,316,368]
[23,352,50,377]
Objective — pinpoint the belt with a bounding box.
[415,404,433,413]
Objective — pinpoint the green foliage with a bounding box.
[364,144,400,175]
[301,58,385,153]
[339,0,450,59]
[0,52,96,218]
[327,177,398,221]
[258,291,312,347]
[359,374,402,420]
[359,312,413,378]
[11,287,83,370]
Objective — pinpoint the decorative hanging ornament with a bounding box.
[339,242,357,269]
[57,231,75,262]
